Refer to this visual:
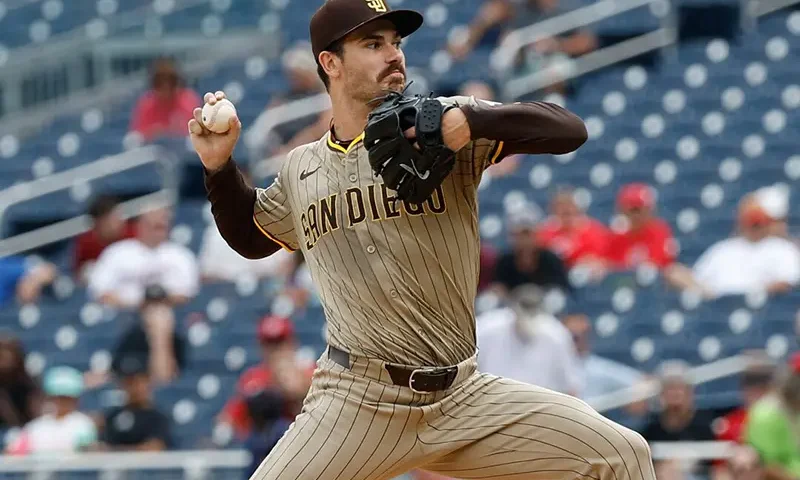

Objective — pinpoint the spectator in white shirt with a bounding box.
[476,284,584,396]
[5,366,97,455]
[667,194,800,298]
[199,222,293,283]
[88,207,199,309]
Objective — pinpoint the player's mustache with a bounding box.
[379,66,405,80]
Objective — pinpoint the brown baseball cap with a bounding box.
[310,0,424,60]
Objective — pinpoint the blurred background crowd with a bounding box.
[0,0,799,479]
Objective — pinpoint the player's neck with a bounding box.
[329,91,370,141]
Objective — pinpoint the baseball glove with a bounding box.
[364,89,457,205]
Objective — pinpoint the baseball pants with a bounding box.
[249,348,656,480]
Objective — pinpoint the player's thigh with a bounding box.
[249,365,422,480]
[421,374,655,480]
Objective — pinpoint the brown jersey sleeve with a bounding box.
[203,158,293,259]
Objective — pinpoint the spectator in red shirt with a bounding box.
[73,196,136,281]
[129,58,201,141]
[218,315,313,441]
[605,183,677,270]
[536,188,609,269]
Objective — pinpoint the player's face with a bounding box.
[340,22,406,102]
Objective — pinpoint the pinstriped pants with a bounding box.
[249,348,656,480]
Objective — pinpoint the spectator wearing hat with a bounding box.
[746,352,800,480]
[666,193,800,298]
[73,195,137,282]
[218,315,313,441]
[605,183,677,271]
[491,207,572,297]
[5,366,97,455]
[100,355,171,452]
[109,285,187,386]
[535,188,610,271]
[130,57,201,141]
[477,284,584,396]
[752,184,790,239]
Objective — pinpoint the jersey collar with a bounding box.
[326,129,365,155]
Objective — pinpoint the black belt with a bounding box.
[328,346,458,393]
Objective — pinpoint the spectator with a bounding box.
[110,285,187,385]
[199,168,294,283]
[218,315,313,442]
[491,208,572,296]
[5,367,96,455]
[0,336,41,429]
[73,195,137,282]
[477,284,584,396]
[254,42,332,161]
[641,361,716,478]
[448,0,597,64]
[129,58,201,141]
[605,183,677,271]
[88,206,199,309]
[563,314,644,401]
[0,257,57,306]
[101,355,171,451]
[753,183,790,239]
[666,194,800,298]
[745,352,800,480]
[715,351,775,445]
[199,222,294,283]
[536,188,610,271]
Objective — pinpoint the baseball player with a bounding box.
[189,1,656,479]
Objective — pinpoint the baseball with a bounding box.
[201,98,237,133]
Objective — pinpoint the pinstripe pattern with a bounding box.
[248,94,654,480]
[250,350,654,480]
[253,96,499,367]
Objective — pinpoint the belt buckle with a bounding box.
[408,367,457,394]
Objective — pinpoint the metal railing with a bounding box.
[0,30,277,140]
[0,442,737,477]
[0,0,279,131]
[0,449,250,477]
[491,0,678,99]
[0,145,180,257]
[587,353,750,412]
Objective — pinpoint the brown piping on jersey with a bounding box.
[459,100,588,158]
[203,158,284,259]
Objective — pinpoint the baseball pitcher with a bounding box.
[189,0,656,479]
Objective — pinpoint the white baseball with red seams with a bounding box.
[201,98,237,133]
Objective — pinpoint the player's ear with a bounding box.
[318,51,342,82]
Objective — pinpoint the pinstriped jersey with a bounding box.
[253,96,503,366]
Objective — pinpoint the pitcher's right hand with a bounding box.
[189,91,241,172]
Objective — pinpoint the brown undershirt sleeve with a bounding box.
[203,158,281,259]
[460,100,588,157]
